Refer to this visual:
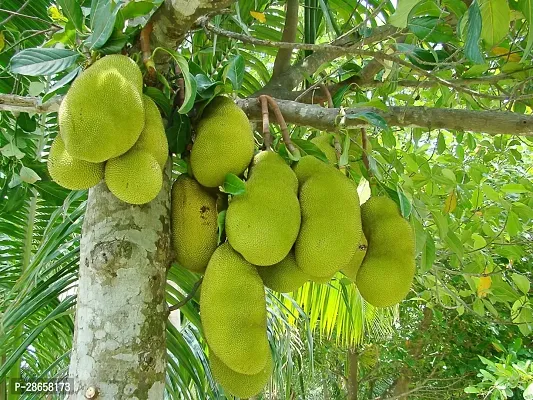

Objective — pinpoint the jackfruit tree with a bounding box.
[1,0,533,400]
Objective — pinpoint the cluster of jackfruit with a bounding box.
[169,99,416,397]
[47,55,168,205]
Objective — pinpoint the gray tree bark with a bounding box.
[68,173,171,400]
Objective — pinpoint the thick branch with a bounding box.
[3,94,533,137]
[236,98,533,137]
[272,0,299,78]
[150,0,233,68]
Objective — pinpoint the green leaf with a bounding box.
[397,188,412,218]
[501,183,528,193]
[519,0,533,60]
[166,113,191,155]
[43,67,81,102]
[408,17,454,42]
[390,0,423,28]
[1,142,25,159]
[348,111,389,130]
[222,174,246,195]
[464,386,481,393]
[437,131,446,154]
[152,48,196,114]
[223,54,245,90]
[57,0,84,31]
[86,0,123,50]
[464,1,485,64]
[479,0,510,47]
[420,233,435,272]
[19,166,41,184]
[10,48,80,76]
[511,273,530,295]
[291,138,329,163]
[144,87,171,117]
[338,133,350,167]
[121,0,154,19]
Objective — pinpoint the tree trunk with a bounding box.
[68,171,171,400]
[347,349,358,400]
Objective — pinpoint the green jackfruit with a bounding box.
[59,55,144,162]
[190,97,254,187]
[47,135,104,190]
[257,251,310,293]
[171,175,218,273]
[226,151,301,266]
[210,350,272,399]
[342,233,368,282]
[309,273,335,284]
[356,196,415,307]
[295,168,362,278]
[293,155,329,186]
[105,150,162,204]
[201,243,269,375]
[311,134,338,164]
[131,96,168,169]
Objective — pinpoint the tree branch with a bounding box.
[272,0,299,79]
[3,94,533,137]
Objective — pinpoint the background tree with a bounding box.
[1,0,532,399]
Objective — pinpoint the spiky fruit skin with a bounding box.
[226,152,301,266]
[47,135,104,190]
[342,233,368,282]
[311,134,338,164]
[356,196,415,308]
[171,175,218,273]
[105,150,162,204]
[295,168,362,278]
[210,350,273,398]
[257,252,310,293]
[190,97,254,187]
[59,55,144,162]
[200,243,269,375]
[293,155,329,186]
[131,95,168,169]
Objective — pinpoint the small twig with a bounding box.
[361,127,370,174]
[264,95,299,156]
[258,95,272,150]
[333,136,342,162]
[168,276,203,313]
[0,8,61,28]
[319,83,333,108]
[140,22,156,80]
[0,0,31,26]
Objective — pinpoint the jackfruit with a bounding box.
[131,95,168,169]
[47,135,104,190]
[356,196,415,308]
[59,55,144,162]
[295,168,362,278]
[190,97,254,187]
[257,251,310,293]
[226,151,301,266]
[342,233,368,282]
[171,175,218,273]
[309,273,335,284]
[210,350,272,399]
[105,150,162,204]
[311,134,338,164]
[200,243,269,375]
[293,155,329,186]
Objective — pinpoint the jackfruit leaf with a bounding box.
[217,210,226,245]
[222,174,246,196]
[19,166,41,184]
[501,183,528,193]
[291,138,329,163]
[479,0,510,47]
[17,113,37,133]
[408,17,454,42]
[464,1,484,64]
[347,111,388,130]
[195,74,219,99]
[338,133,350,167]
[57,0,84,31]
[511,273,530,295]
[86,0,123,50]
[223,54,245,90]
[420,234,435,273]
[389,0,423,27]
[437,131,446,153]
[519,0,533,60]
[121,1,154,19]
[443,191,457,214]
[0,142,25,159]
[42,66,81,103]
[98,31,129,55]
[477,275,492,297]
[332,84,350,107]
[152,48,196,114]
[144,87,171,117]
[9,48,80,76]
[397,188,412,218]
[166,113,191,155]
